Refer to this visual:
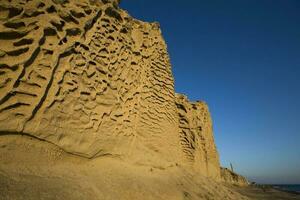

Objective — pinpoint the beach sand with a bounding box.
[1,134,299,200]
[0,134,249,200]
[228,184,300,200]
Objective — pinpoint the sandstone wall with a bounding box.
[221,167,249,186]
[0,0,182,165]
[0,0,248,183]
[175,94,221,180]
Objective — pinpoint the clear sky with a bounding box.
[120,0,300,184]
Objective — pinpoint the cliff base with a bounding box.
[0,134,249,200]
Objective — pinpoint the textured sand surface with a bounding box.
[221,167,249,186]
[0,135,249,200]
[175,94,221,180]
[0,0,181,166]
[0,0,252,199]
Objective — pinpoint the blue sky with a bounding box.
[120,0,300,184]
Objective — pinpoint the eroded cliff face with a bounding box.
[0,0,248,188]
[221,167,249,186]
[0,0,182,165]
[175,94,221,180]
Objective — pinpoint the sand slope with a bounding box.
[0,134,250,200]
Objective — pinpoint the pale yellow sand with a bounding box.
[0,1,271,199]
[228,184,300,200]
[0,134,249,200]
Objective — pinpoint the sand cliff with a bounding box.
[0,0,181,166]
[0,0,249,199]
[221,167,249,186]
[175,94,221,180]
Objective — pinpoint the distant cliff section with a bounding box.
[175,94,221,180]
[221,167,249,186]
[0,0,247,186]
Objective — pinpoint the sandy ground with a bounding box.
[1,134,298,200]
[0,134,250,200]
[228,184,300,200]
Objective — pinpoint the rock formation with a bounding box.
[221,167,249,186]
[0,0,182,166]
[176,93,221,180]
[0,0,248,199]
